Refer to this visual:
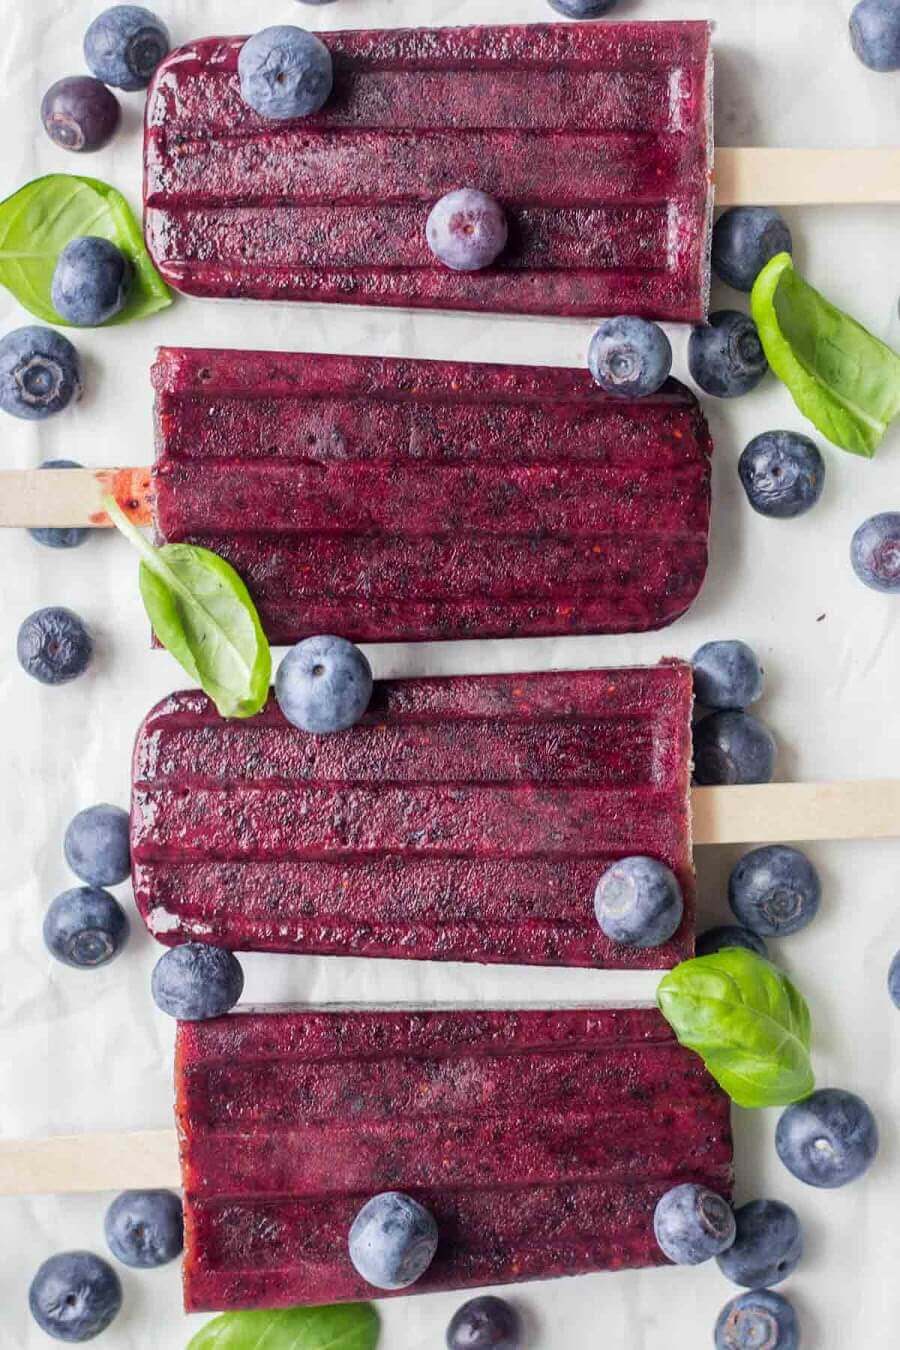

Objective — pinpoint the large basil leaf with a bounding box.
[657,947,815,1109]
[105,497,270,719]
[187,1304,380,1350]
[0,174,171,326]
[752,251,900,457]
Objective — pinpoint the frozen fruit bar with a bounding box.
[177,1006,733,1311]
[151,347,713,645]
[144,22,713,321]
[132,662,695,969]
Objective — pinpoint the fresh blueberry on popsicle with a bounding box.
[653,1183,736,1265]
[239,26,333,119]
[349,1192,439,1290]
[696,925,769,959]
[851,512,900,592]
[151,943,244,1020]
[84,5,170,90]
[712,207,793,291]
[594,856,684,948]
[714,1290,799,1350]
[729,846,820,937]
[739,431,825,518]
[426,189,508,272]
[29,1251,122,1342]
[43,887,129,969]
[548,0,620,14]
[688,311,768,398]
[587,317,672,399]
[17,608,93,685]
[52,237,133,327]
[776,1089,878,1188]
[692,640,764,710]
[276,635,373,734]
[693,711,776,785]
[29,462,89,550]
[41,76,120,152]
[850,0,900,70]
[716,1199,803,1288]
[104,1190,184,1268]
[0,327,83,420]
[446,1295,522,1350]
[64,804,131,887]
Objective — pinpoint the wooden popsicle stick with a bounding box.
[715,147,900,207]
[0,468,152,528]
[692,779,900,845]
[0,1129,179,1197]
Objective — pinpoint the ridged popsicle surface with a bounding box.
[152,347,713,645]
[144,22,713,320]
[132,663,695,968]
[176,1007,733,1311]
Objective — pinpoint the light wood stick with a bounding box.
[0,1130,179,1197]
[692,779,900,845]
[0,468,152,528]
[715,147,900,207]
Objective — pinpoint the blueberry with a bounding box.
[715,1290,799,1350]
[594,856,683,948]
[426,189,508,272]
[446,1296,522,1350]
[850,512,900,593]
[890,950,900,1008]
[776,1088,879,1188]
[239,26,333,119]
[29,1251,122,1342]
[548,0,620,14]
[716,1199,803,1288]
[696,925,769,960]
[693,711,776,786]
[41,76,120,153]
[739,431,825,519]
[688,311,768,399]
[64,804,131,887]
[653,1183,735,1265]
[0,327,83,421]
[52,238,133,327]
[729,846,820,937]
[104,1190,183,1268]
[151,942,244,1020]
[692,640,764,711]
[29,461,89,550]
[850,0,900,70]
[712,208,793,292]
[587,317,672,399]
[348,1192,438,1290]
[43,887,129,970]
[276,635,373,734]
[84,5,170,91]
[17,607,93,685]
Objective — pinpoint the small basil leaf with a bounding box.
[752,251,900,457]
[0,173,172,326]
[105,496,270,719]
[187,1303,380,1350]
[657,947,815,1109]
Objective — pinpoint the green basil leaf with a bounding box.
[187,1303,380,1350]
[751,251,900,457]
[657,947,815,1109]
[0,173,172,326]
[105,497,271,719]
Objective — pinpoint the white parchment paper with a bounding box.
[0,1,898,1346]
